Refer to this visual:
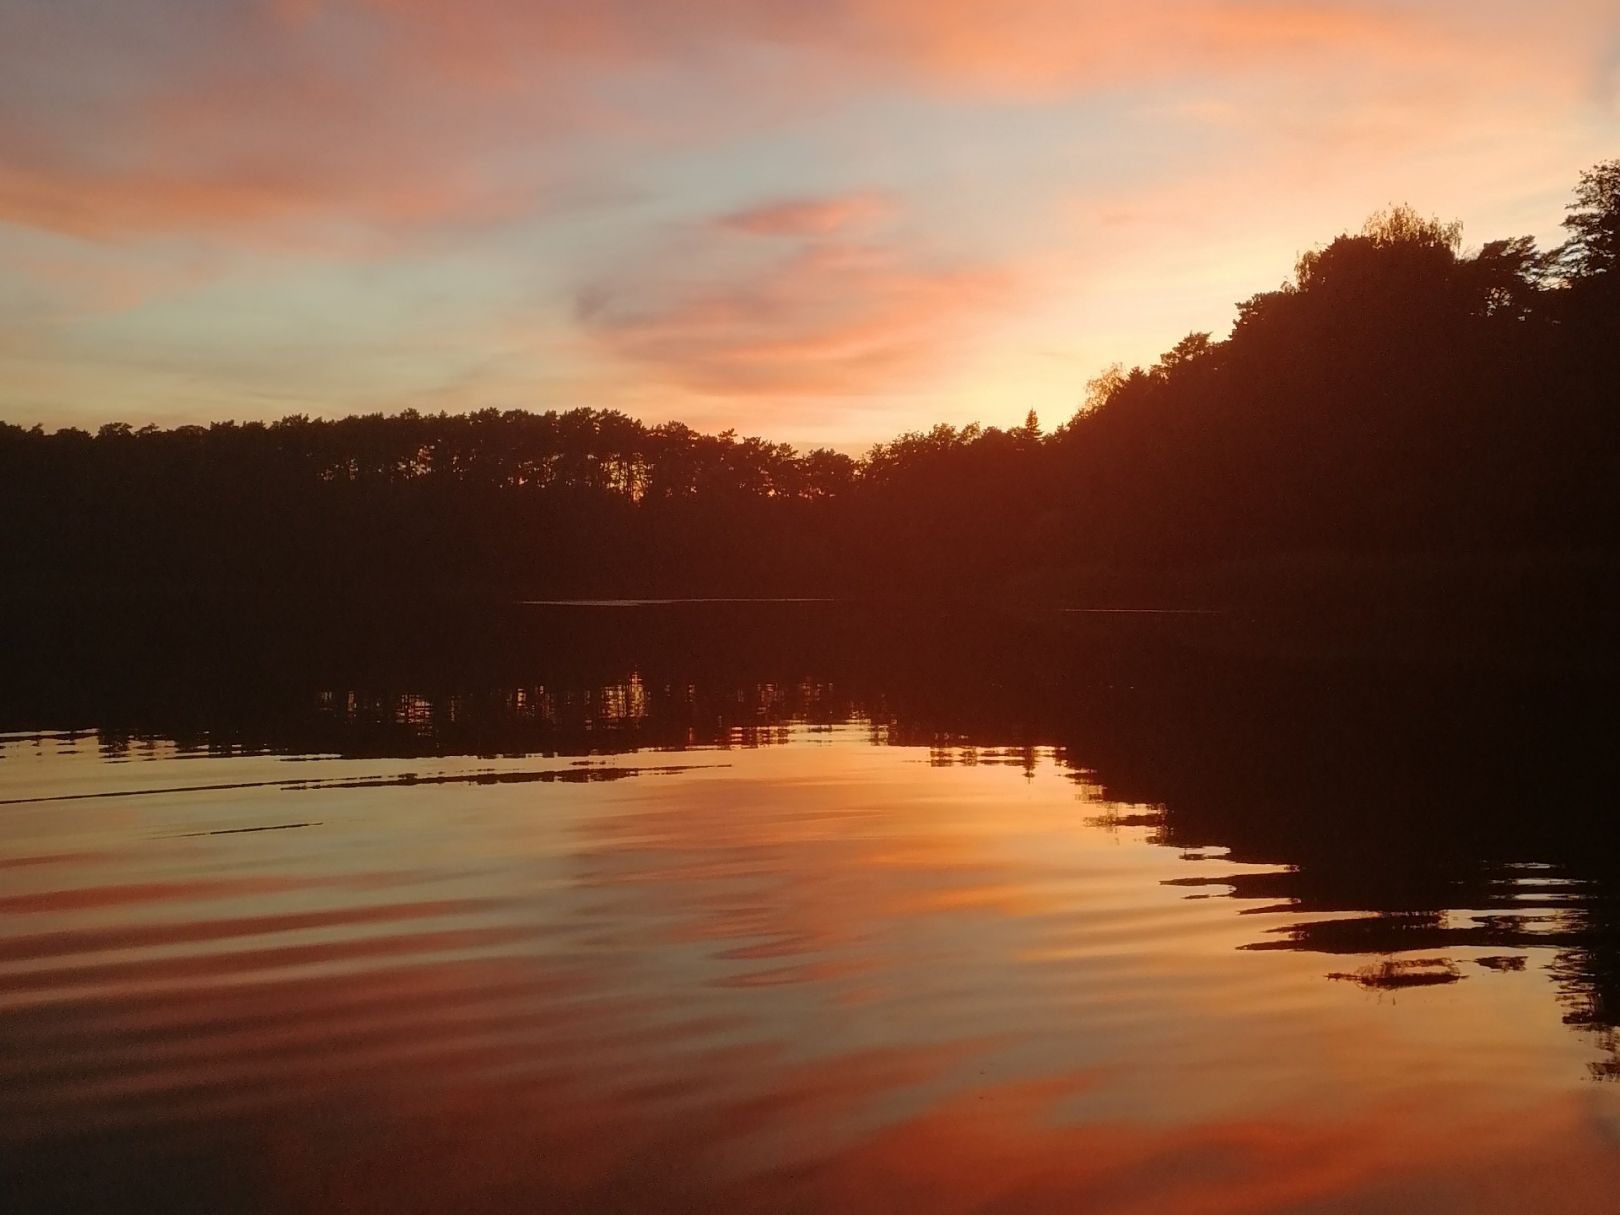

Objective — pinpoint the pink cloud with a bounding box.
[0,3,572,247]
[720,193,894,238]
[4,0,1616,438]
[1,1,1611,247]
[579,231,1019,398]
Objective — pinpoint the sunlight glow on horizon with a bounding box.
[1,0,1616,445]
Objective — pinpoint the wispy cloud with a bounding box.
[719,193,895,238]
[0,0,1615,436]
[578,210,1019,400]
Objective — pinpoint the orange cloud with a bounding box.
[833,0,1418,94]
[313,0,1611,98]
[0,157,524,250]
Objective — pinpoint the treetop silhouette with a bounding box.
[3,160,1616,602]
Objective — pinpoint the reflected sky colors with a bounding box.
[6,711,1620,1214]
[3,1,1618,443]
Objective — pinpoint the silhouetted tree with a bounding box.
[3,162,1617,604]
[1557,159,1620,281]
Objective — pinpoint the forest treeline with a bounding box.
[4,162,1618,604]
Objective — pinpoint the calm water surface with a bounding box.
[3,604,1618,1213]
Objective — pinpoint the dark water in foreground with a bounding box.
[3,602,1619,1214]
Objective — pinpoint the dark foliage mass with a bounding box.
[4,162,1617,602]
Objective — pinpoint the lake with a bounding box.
[3,601,1618,1213]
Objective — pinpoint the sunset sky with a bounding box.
[3,1,1617,446]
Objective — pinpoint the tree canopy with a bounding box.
[4,160,1617,604]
